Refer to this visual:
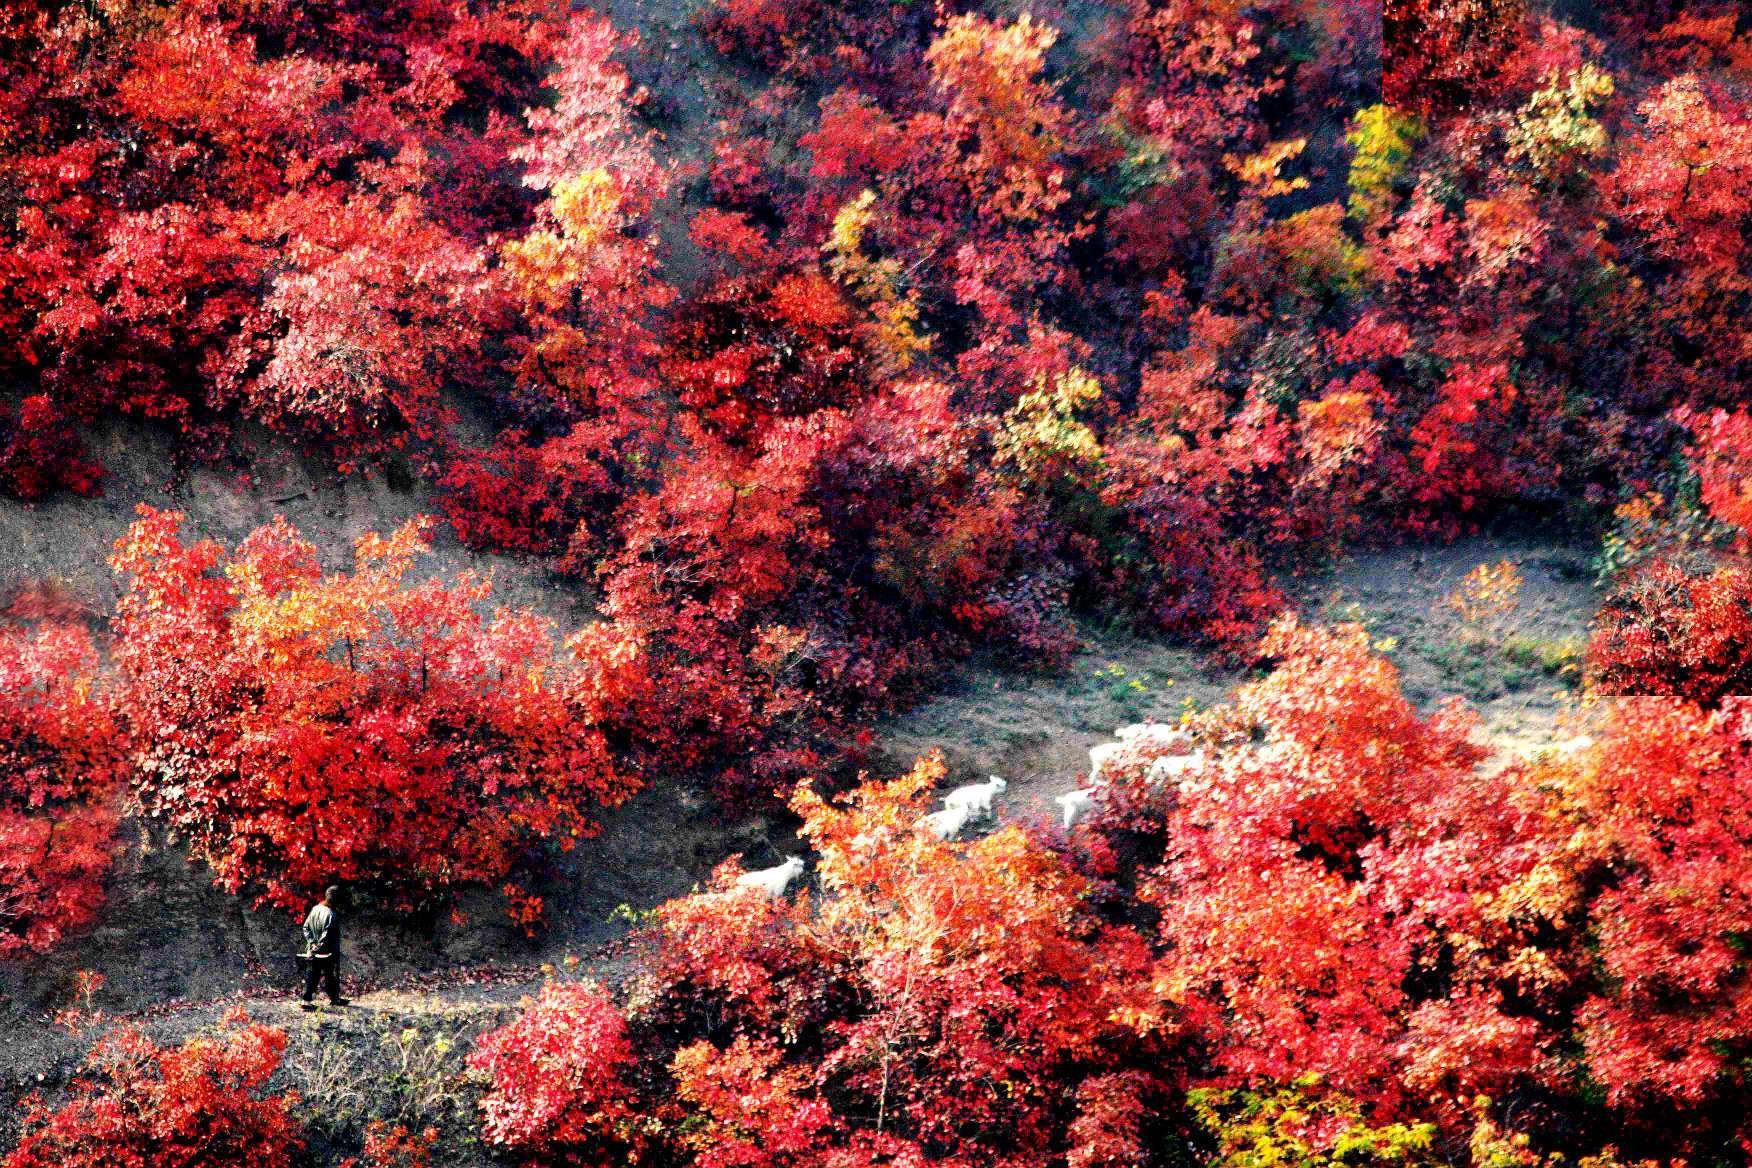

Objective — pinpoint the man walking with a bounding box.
[300,885,348,1009]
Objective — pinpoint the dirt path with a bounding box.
[875,630,1236,825]
[877,531,1601,823]
[3,532,1599,1021]
[0,950,639,1163]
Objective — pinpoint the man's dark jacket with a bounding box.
[302,902,340,958]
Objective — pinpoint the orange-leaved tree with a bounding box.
[109,506,638,913]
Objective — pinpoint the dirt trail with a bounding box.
[878,531,1601,823]
[0,955,635,1162]
[876,631,1235,824]
[0,534,1600,1020]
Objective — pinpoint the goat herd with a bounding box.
[731,720,1201,899]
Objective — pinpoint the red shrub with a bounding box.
[0,616,124,957]
[0,396,103,502]
[1138,619,1554,1115]
[109,507,639,913]
[1587,554,1752,706]
[665,271,870,444]
[1554,699,1752,1114]
[4,1014,301,1168]
[438,430,621,560]
[1682,407,1752,541]
[1384,0,1529,115]
[348,1124,438,1168]
[468,981,639,1160]
[1098,440,1286,650]
[1404,362,1522,519]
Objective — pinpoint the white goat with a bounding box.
[1056,789,1095,830]
[1146,750,1206,788]
[1115,723,1194,755]
[943,775,1007,817]
[1088,740,1126,784]
[917,804,973,840]
[735,855,806,897]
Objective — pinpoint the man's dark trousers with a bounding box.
[303,954,341,1004]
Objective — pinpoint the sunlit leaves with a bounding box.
[1140,619,1552,1109]
[109,507,638,913]
[4,1014,300,1168]
[469,981,639,1158]
[1346,104,1425,221]
[1551,699,1752,1109]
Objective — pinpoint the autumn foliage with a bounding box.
[1555,699,1752,1117]
[108,506,638,912]
[5,0,1748,807]
[1587,554,1752,705]
[0,615,124,957]
[3,1013,300,1168]
[469,980,640,1159]
[7,0,1752,1163]
[465,623,1752,1163]
[473,751,1175,1166]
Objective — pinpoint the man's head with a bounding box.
[324,885,341,906]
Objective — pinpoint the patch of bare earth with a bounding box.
[1292,534,1600,763]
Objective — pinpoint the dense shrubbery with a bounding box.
[31,629,1752,1163]
[6,1,1752,1160]
[468,751,1175,1167]
[109,507,639,913]
[461,624,1752,1165]
[3,1013,300,1168]
[468,980,640,1159]
[6,0,1751,804]
[0,616,124,956]
[1588,554,1752,704]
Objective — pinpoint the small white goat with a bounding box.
[1056,789,1095,830]
[943,775,1007,817]
[1115,723,1194,755]
[735,855,806,897]
[1088,740,1126,784]
[1146,750,1206,788]
[917,804,972,840]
